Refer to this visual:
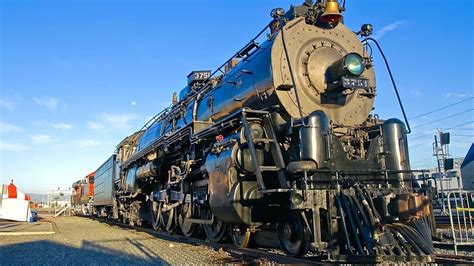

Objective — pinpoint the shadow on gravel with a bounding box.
[0,240,166,265]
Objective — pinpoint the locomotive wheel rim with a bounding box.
[178,203,196,237]
[201,209,227,242]
[81,204,87,216]
[149,200,161,230]
[160,203,175,233]
[231,225,252,248]
[277,210,310,257]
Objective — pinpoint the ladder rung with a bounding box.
[253,138,274,143]
[242,108,270,115]
[260,188,290,193]
[260,166,279,171]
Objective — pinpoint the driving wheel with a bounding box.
[160,203,176,233]
[149,200,162,230]
[178,202,197,237]
[201,208,227,242]
[277,210,311,257]
[231,224,253,248]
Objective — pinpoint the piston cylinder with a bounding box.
[136,161,159,179]
[299,110,329,167]
[382,119,411,186]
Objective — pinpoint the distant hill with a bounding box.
[27,193,48,203]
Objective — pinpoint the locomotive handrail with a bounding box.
[137,105,173,133]
[176,21,274,106]
[120,112,243,169]
[280,19,306,124]
[363,37,411,133]
[199,21,272,85]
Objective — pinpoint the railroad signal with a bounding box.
[440,132,450,145]
[444,158,454,170]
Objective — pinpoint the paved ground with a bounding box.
[0,216,242,265]
[0,221,54,236]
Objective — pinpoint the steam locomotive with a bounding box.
[77,1,436,262]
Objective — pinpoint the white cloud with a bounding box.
[373,21,406,40]
[87,121,103,130]
[0,141,29,151]
[131,101,137,106]
[101,113,137,126]
[74,139,101,148]
[52,123,73,130]
[88,113,138,131]
[0,122,21,132]
[445,93,469,98]
[409,89,424,97]
[0,99,15,112]
[33,97,59,112]
[32,121,47,127]
[31,134,58,144]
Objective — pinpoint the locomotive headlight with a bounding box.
[326,52,366,87]
[290,192,304,206]
[343,53,365,76]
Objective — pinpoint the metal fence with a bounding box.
[445,190,474,254]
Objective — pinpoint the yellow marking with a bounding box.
[456,207,474,212]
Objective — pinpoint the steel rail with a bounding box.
[434,253,474,264]
[87,216,320,264]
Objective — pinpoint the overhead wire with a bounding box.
[445,121,474,130]
[409,97,474,120]
[408,121,474,140]
[411,109,473,129]
[452,140,474,144]
[405,98,473,140]
[408,139,432,148]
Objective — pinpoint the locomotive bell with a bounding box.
[172,92,178,105]
[320,0,342,23]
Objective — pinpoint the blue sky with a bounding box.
[1,0,473,193]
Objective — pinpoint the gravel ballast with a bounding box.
[0,216,237,265]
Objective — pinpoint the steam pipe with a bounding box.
[396,223,432,254]
[354,186,376,227]
[335,195,354,254]
[392,225,424,255]
[348,194,375,255]
[341,192,364,254]
[362,187,382,221]
[389,227,412,256]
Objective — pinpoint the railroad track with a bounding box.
[435,253,474,264]
[86,216,465,264]
[88,216,316,264]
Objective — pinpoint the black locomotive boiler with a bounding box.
[89,1,435,262]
